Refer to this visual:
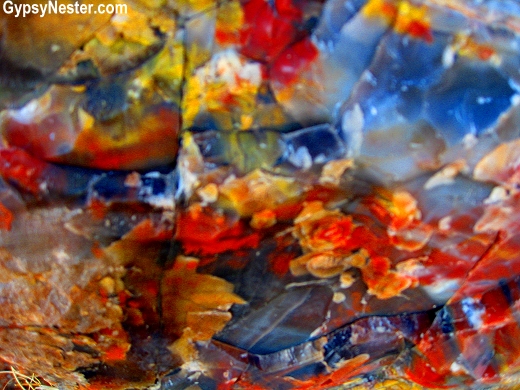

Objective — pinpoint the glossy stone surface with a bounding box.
[0,0,520,389]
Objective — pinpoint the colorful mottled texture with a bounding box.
[0,0,520,388]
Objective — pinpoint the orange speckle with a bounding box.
[457,36,496,61]
[173,256,199,271]
[99,288,109,300]
[362,0,398,25]
[91,242,105,259]
[478,46,495,61]
[292,354,371,389]
[118,290,130,305]
[126,307,145,327]
[126,219,174,242]
[55,106,179,170]
[293,202,355,253]
[215,1,244,45]
[176,205,260,256]
[103,345,128,362]
[406,20,433,42]
[394,1,433,43]
[162,256,245,345]
[0,147,47,194]
[217,380,239,390]
[0,202,13,231]
[127,299,141,309]
[381,2,398,19]
[269,251,294,277]
[305,184,345,204]
[366,255,391,277]
[89,198,107,220]
[365,271,413,299]
[250,209,277,229]
[272,201,303,221]
[367,189,421,231]
[405,353,451,388]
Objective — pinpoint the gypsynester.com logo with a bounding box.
[3,0,128,17]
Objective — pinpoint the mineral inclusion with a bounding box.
[0,0,520,389]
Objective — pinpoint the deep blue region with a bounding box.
[188,112,221,132]
[438,307,455,334]
[282,361,327,381]
[425,62,515,143]
[141,175,167,195]
[283,124,346,162]
[84,80,127,121]
[324,327,353,367]
[499,278,514,305]
[61,166,100,197]
[397,312,420,337]
[351,32,448,131]
[89,171,170,202]
[371,32,449,89]
[91,172,129,199]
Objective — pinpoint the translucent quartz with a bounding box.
[0,0,520,389]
